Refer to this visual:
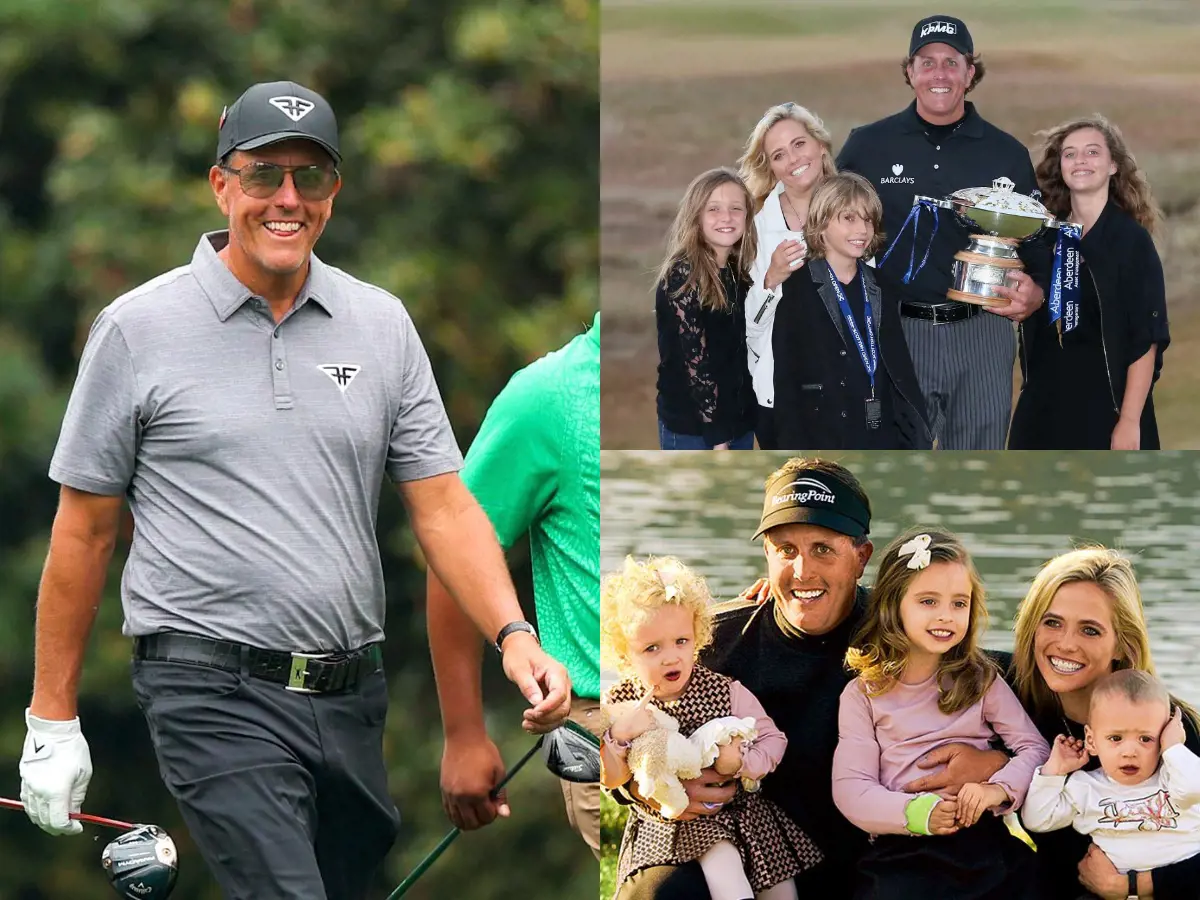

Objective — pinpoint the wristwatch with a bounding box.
[1127,869,1139,899]
[493,620,538,655]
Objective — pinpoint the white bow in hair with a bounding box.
[658,566,680,601]
[898,534,933,570]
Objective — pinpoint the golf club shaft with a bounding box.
[0,796,136,831]
[385,736,545,900]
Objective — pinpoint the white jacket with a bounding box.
[745,188,806,409]
[1022,744,1200,873]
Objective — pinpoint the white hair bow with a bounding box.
[898,534,933,570]
[658,566,680,601]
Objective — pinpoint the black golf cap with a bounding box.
[909,15,973,58]
[752,468,871,541]
[216,81,340,164]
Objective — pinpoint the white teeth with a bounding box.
[1049,656,1084,673]
[929,629,953,638]
[265,221,301,234]
[792,589,823,600]
[930,87,950,94]
[791,165,810,177]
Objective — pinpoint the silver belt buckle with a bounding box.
[286,652,329,693]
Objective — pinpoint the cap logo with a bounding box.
[920,21,957,38]
[268,95,316,123]
[771,477,836,507]
[218,105,228,129]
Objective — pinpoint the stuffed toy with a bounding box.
[602,701,759,819]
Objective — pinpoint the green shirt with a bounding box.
[463,314,600,698]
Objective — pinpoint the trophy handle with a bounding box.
[913,194,953,210]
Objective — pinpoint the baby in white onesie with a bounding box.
[1022,669,1200,874]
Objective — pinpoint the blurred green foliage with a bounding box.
[0,0,597,897]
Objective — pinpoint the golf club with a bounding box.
[1,796,179,898]
[386,722,600,899]
[0,796,135,831]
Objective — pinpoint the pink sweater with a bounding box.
[832,672,1050,835]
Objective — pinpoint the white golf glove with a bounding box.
[19,708,93,835]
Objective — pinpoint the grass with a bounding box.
[600,1,1200,448]
[600,791,629,899]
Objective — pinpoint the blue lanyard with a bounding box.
[826,262,877,393]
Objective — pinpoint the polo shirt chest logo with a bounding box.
[880,163,915,186]
[318,363,362,393]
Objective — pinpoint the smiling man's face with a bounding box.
[210,139,340,294]
[764,522,872,635]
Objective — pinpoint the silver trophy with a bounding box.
[915,177,1078,307]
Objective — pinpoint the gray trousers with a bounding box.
[132,657,400,900]
[899,311,1016,450]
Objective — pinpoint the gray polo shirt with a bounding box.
[50,231,463,651]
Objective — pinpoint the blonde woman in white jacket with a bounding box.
[738,103,836,448]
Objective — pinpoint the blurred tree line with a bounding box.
[0,0,597,897]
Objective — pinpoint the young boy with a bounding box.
[1022,669,1200,875]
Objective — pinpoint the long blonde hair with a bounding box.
[847,528,996,714]
[654,167,757,313]
[737,103,836,212]
[1011,546,1197,727]
[1034,115,1162,235]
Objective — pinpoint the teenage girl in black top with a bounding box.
[655,167,757,450]
[1010,115,1169,450]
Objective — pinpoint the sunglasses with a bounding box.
[220,161,339,201]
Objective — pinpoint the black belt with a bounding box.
[899,300,980,324]
[134,633,382,694]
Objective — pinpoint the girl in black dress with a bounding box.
[1010,115,1168,449]
[655,168,758,450]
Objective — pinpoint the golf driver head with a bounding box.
[101,824,178,899]
[540,720,600,783]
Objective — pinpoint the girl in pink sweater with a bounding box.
[832,529,1050,900]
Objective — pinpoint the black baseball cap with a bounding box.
[752,468,871,541]
[216,81,340,164]
[909,15,973,58]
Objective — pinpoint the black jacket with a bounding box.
[1014,200,1169,446]
[772,262,931,448]
[655,260,756,444]
[837,101,1044,305]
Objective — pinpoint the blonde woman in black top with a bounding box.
[655,168,758,449]
[1010,115,1168,449]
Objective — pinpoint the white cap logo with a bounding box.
[268,96,315,123]
[920,21,957,38]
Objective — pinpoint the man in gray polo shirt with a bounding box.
[17,80,571,900]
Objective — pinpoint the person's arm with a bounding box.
[1112,346,1156,450]
[30,488,124,720]
[426,358,566,828]
[401,473,570,726]
[727,680,786,783]
[1019,769,1084,833]
[832,682,930,835]
[980,677,1052,811]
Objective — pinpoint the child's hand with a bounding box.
[1162,706,1186,751]
[610,688,657,744]
[955,782,1009,827]
[712,737,745,776]
[1042,734,1089,776]
[927,798,960,836]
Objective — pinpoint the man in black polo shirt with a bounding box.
[837,15,1047,450]
[615,457,1005,898]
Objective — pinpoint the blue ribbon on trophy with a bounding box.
[1048,222,1082,336]
[878,197,941,283]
